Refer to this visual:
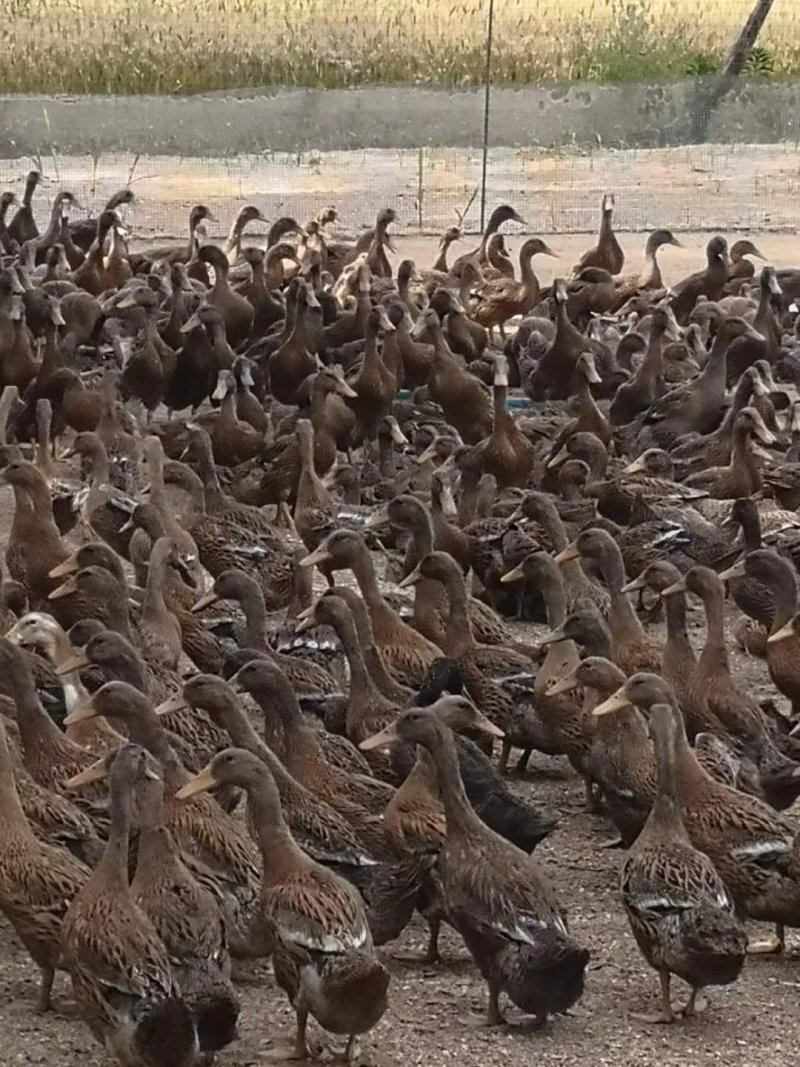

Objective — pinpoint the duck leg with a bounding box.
[424,916,442,964]
[628,970,675,1024]
[497,738,512,776]
[515,748,532,775]
[583,776,601,813]
[36,966,55,1013]
[266,1007,311,1061]
[677,987,707,1018]
[748,923,785,954]
[486,979,506,1026]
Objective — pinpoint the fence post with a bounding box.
[479,0,495,232]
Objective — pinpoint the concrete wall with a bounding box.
[1,80,798,158]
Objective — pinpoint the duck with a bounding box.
[620,703,746,1023]
[624,693,800,956]
[412,308,492,444]
[473,355,535,488]
[64,682,261,920]
[164,673,376,884]
[611,229,682,309]
[361,708,589,1027]
[683,407,775,499]
[662,566,800,809]
[472,238,556,340]
[229,659,393,832]
[633,317,763,450]
[574,194,624,275]
[179,748,390,1061]
[608,307,672,425]
[449,204,526,278]
[670,236,730,324]
[622,561,696,715]
[301,530,441,687]
[525,280,603,400]
[190,567,338,696]
[268,279,322,404]
[0,717,90,1013]
[555,528,660,673]
[364,693,509,963]
[62,745,199,1067]
[7,170,41,246]
[724,549,800,715]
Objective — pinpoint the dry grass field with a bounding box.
[1,0,798,94]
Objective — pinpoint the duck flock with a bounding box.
[1,171,800,1064]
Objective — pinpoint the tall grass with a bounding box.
[1,0,798,94]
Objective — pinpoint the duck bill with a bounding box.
[592,690,630,717]
[191,589,220,614]
[63,699,98,726]
[300,545,333,568]
[386,418,408,445]
[767,621,795,645]
[155,692,190,717]
[366,505,390,529]
[55,651,90,676]
[554,545,580,565]
[180,312,201,334]
[546,446,569,470]
[64,756,108,789]
[546,672,579,696]
[48,576,78,600]
[622,456,647,475]
[359,722,400,751]
[176,765,217,799]
[414,443,438,466]
[334,377,357,399]
[48,556,79,579]
[473,713,505,739]
[397,566,422,589]
[661,578,688,596]
[717,560,745,583]
[621,575,647,593]
[539,625,567,646]
[500,564,524,585]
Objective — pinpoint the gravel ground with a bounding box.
[0,579,797,1067]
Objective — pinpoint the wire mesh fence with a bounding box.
[1,0,798,237]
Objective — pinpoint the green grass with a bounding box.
[1,0,798,94]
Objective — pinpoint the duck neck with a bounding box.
[244,769,305,881]
[701,329,733,395]
[238,581,269,647]
[730,425,762,493]
[766,561,799,630]
[442,570,475,655]
[142,544,172,626]
[95,769,134,891]
[519,249,538,295]
[351,547,387,614]
[336,609,384,708]
[634,326,665,386]
[425,729,482,836]
[640,238,663,288]
[664,590,693,654]
[0,725,32,837]
[641,718,690,843]
[738,506,762,551]
[598,544,646,643]
[697,582,729,672]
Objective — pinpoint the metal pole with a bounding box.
[480,0,495,232]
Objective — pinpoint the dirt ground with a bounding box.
[0,567,796,1067]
